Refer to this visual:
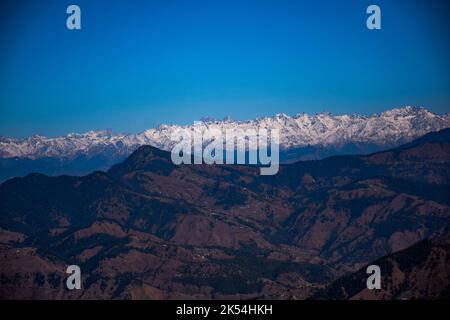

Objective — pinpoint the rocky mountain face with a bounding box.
[1,106,449,181]
[0,129,449,299]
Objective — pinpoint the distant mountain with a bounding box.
[1,106,449,181]
[0,128,449,299]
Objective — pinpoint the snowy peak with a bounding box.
[0,106,449,160]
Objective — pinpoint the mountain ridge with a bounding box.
[1,106,449,159]
[1,128,449,299]
[310,236,450,300]
[1,106,449,182]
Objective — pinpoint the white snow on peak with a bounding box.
[0,106,449,159]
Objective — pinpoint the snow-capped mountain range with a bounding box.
[1,106,449,160]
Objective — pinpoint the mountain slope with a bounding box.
[310,236,450,300]
[0,129,449,299]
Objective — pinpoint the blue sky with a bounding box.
[1,0,449,137]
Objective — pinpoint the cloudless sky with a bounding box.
[1,0,449,137]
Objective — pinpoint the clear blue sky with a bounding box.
[1,0,449,137]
